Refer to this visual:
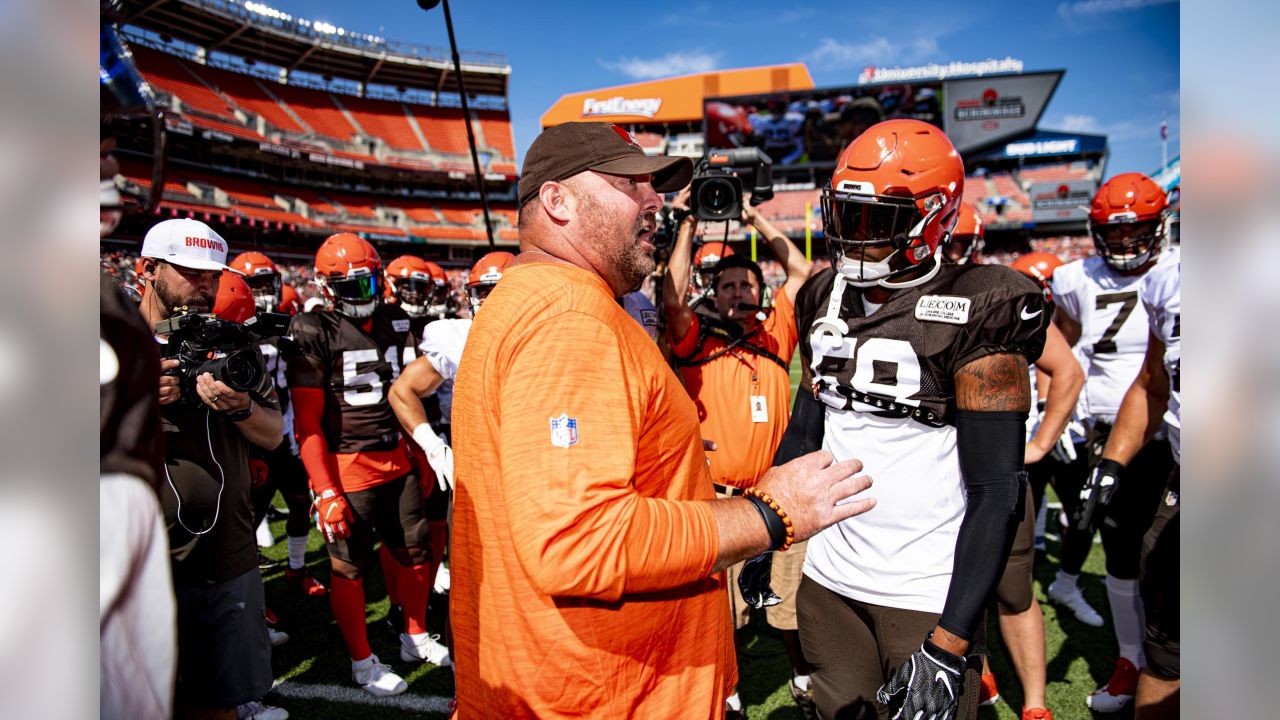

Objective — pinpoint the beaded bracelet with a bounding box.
[744,488,796,552]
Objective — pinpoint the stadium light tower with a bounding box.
[417,0,496,248]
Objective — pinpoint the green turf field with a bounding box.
[255,354,1128,718]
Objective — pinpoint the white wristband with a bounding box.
[412,423,444,454]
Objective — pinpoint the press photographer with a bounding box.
[137,218,284,720]
[660,171,816,718]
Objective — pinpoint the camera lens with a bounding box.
[698,178,734,213]
[199,350,263,393]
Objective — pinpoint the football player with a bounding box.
[1077,243,1179,718]
[389,251,515,608]
[777,119,1049,720]
[386,255,450,322]
[229,251,328,598]
[287,233,448,698]
[1049,172,1176,712]
[942,201,985,265]
[688,241,733,309]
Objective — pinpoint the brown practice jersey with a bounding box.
[795,263,1050,428]
[286,305,418,454]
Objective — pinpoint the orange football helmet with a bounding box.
[278,283,301,315]
[213,271,256,323]
[386,255,450,319]
[691,241,734,295]
[467,251,515,314]
[821,119,963,287]
[1088,172,1168,271]
[314,233,382,318]
[1011,251,1065,302]
[230,251,281,312]
[943,202,985,265]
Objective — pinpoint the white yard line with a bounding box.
[269,680,452,713]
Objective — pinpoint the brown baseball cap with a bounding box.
[518,122,693,207]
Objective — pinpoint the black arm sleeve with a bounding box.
[773,388,825,466]
[938,410,1028,642]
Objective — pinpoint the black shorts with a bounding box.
[325,473,429,565]
[261,436,309,497]
[423,485,450,522]
[994,485,1036,614]
[797,576,982,720]
[174,567,272,709]
[1141,463,1180,679]
[1091,424,1174,579]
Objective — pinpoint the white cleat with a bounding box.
[237,701,289,720]
[352,654,408,697]
[433,565,450,595]
[1087,657,1139,712]
[267,628,289,647]
[1047,578,1105,627]
[401,632,452,666]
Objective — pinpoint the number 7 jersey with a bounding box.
[285,305,418,454]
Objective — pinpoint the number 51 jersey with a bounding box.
[286,305,418,455]
[794,264,1048,612]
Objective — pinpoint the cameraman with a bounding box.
[138,219,284,720]
[661,187,814,718]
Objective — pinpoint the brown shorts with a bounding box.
[994,485,1036,614]
[325,473,429,566]
[797,576,981,720]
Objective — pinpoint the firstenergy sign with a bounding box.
[581,97,663,118]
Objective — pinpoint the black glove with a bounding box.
[737,552,782,609]
[1072,458,1124,532]
[877,637,966,720]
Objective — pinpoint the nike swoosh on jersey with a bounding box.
[1020,307,1042,320]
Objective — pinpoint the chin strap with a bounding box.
[875,247,944,290]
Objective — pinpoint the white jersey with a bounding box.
[259,340,294,451]
[816,413,963,613]
[418,318,471,424]
[621,291,659,341]
[1051,253,1175,423]
[1141,247,1181,462]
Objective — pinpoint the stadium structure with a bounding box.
[539,63,1113,259]
[105,0,519,268]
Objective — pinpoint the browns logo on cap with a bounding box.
[517,122,692,209]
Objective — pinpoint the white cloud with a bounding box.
[1058,0,1177,19]
[599,50,721,80]
[1055,114,1102,132]
[804,35,940,71]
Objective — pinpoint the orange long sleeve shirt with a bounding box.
[450,262,736,719]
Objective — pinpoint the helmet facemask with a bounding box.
[244,272,282,313]
[392,274,444,319]
[468,282,497,316]
[821,182,946,288]
[1090,212,1165,272]
[321,268,380,319]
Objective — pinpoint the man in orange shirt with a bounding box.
[449,121,878,719]
[662,186,816,717]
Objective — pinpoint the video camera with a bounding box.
[690,147,774,222]
[156,311,290,406]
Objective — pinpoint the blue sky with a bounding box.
[255,0,1178,179]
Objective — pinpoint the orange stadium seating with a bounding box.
[438,204,482,225]
[413,226,484,241]
[235,205,320,228]
[269,83,359,143]
[325,193,379,220]
[991,173,1026,203]
[491,161,517,175]
[401,207,443,224]
[131,46,239,121]
[755,189,820,219]
[186,115,264,141]
[331,223,408,237]
[413,107,471,155]
[196,64,307,134]
[342,95,426,152]
[476,111,516,158]
[116,159,196,199]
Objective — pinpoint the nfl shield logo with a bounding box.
[549,413,579,448]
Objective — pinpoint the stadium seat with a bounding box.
[411,106,472,155]
[270,83,360,143]
[131,45,239,121]
[475,110,516,159]
[341,95,427,152]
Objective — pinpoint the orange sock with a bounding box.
[379,544,400,607]
[398,562,434,636]
[329,575,371,661]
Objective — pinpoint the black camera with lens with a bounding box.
[156,311,290,406]
[690,147,774,222]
